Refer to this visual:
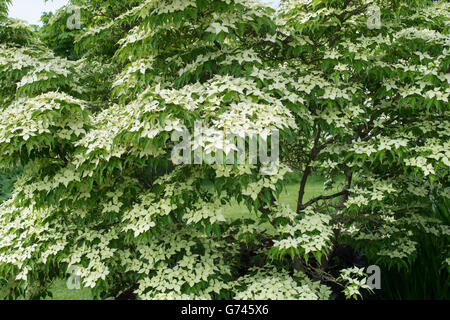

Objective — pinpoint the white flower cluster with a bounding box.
[233,267,331,300]
[338,267,372,300]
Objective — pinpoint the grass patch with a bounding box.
[44,280,93,300]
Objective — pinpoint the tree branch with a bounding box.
[298,189,350,211]
[337,169,353,210]
[296,124,321,213]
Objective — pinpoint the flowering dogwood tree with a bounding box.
[0,0,448,300]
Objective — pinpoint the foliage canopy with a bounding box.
[0,0,449,300]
